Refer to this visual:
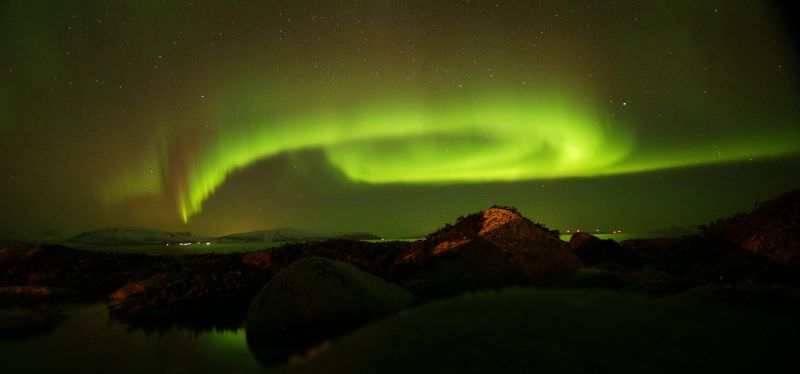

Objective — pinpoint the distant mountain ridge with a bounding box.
[68,227,202,246]
[216,228,321,243]
[0,229,75,244]
[217,228,381,243]
[64,227,383,246]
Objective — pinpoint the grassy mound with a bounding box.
[278,288,799,373]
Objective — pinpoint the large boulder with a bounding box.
[396,207,582,297]
[569,232,640,268]
[245,257,414,343]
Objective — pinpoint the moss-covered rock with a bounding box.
[245,256,413,340]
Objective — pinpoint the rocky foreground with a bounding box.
[1,190,800,367]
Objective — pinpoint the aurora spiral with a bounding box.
[1,0,799,235]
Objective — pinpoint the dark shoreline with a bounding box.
[1,190,799,370]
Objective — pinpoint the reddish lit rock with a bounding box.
[396,207,582,296]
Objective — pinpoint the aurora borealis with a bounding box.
[1,1,799,237]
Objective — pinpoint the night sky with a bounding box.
[1,1,799,237]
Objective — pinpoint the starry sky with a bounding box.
[1,0,799,237]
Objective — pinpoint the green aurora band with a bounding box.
[3,1,800,234]
[172,89,798,222]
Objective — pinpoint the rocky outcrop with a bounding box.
[396,207,582,297]
[0,245,160,300]
[703,189,800,265]
[618,236,795,294]
[108,253,270,329]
